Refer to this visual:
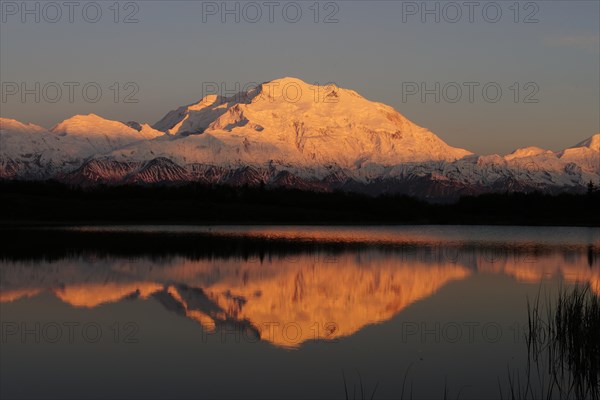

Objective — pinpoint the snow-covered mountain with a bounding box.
[1,77,598,198]
[0,114,162,179]
[149,77,472,166]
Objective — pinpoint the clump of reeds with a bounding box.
[552,285,599,399]
[518,284,600,400]
[342,370,379,400]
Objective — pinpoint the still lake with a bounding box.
[1,225,598,399]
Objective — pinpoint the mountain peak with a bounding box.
[505,146,553,160]
[60,113,106,123]
[150,77,471,164]
[256,77,364,103]
[51,113,116,132]
[571,133,600,152]
[189,94,227,109]
[558,133,600,174]
[267,76,310,85]
[0,117,47,134]
[50,114,162,139]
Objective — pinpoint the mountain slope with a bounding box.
[559,133,600,174]
[0,114,164,179]
[50,113,164,153]
[1,118,72,179]
[1,78,598,197]
[148,77,472,168]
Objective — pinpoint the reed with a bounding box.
[507,284,600,400]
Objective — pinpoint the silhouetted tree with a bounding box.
[588,180,596,195]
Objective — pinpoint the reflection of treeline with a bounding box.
[0,227,598,265]
[1,180,599,226]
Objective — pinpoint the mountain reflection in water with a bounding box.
[1,226,598,348]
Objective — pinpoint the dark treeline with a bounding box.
[1,180,599,226]
[2,228,594,263]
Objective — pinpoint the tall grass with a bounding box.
[341,366,468,400]
[339,285,599,399]
[342,370,379,400]
[551,285,599,399]
[508,284,600,400]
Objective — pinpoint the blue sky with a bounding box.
[1,0,598,154]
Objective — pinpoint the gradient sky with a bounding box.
[1,0,598,155]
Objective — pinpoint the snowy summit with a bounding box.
[1,77,598,198]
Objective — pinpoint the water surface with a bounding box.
[1,225,598,399]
